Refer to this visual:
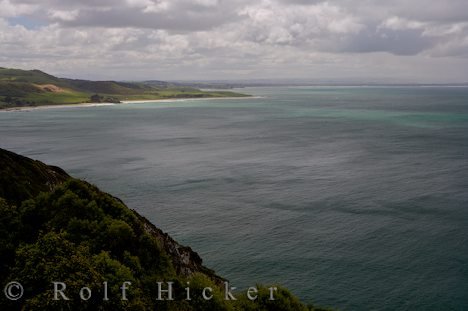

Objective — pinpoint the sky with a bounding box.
[1,0,468,82]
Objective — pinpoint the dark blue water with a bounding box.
[1,87,468,310]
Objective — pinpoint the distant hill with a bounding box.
[0,68,248,109]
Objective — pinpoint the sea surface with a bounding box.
[1,87,468,310]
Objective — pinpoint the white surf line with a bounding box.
[120,96,263,104]
[1,102,117,112]
[1,96,264,112]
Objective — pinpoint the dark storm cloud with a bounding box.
[376,0,468,23]
[331,26,436,56]
[276,0,468,23]
[58,7,238,31]
[43,0,246,31]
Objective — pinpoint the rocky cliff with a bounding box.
[0,148,316,310]
[0,147,222,284]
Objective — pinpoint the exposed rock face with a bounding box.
[135,212,225,285]
[0,148,223,284]
[33,84,66,93]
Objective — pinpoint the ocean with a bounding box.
[1,86,467,310]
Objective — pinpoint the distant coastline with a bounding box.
[1,102,117,112]
[1,96,260,112]
[0,67,249,110]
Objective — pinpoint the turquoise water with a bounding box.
[1,87,468,310]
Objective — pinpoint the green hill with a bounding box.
[0,148,326,310]
[0,68,62,85]
[0,68,248,109]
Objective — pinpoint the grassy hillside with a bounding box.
[0,68,249,109]
[0,148,327,310]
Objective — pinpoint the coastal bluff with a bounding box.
[0,148,321,310]
[0,147,222,283]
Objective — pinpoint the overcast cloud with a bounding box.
[1,0,468,82]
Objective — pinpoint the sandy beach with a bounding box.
[1,96,259,112]
[1,102,116,112]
